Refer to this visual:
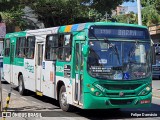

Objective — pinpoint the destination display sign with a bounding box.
[89,26,150,40]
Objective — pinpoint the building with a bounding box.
[149,24,160,43]
[116,6,128,15]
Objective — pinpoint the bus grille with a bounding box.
[110,99,133,105]
[101,84,141,90]
[106,92,135,97]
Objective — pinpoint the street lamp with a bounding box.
[137,0,142,25]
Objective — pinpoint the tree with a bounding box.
[28,0,135,27]
[0,0,28,30]
[0,0,136,29]
[1,7,27,30]
[141,0,160,26]
[0,14,2,22]
[112,11,137,24]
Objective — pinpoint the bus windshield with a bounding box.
[87,40,151,80]
[155,55,160,65]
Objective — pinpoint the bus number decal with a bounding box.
[95,84,105,92]
[25,62,34,73]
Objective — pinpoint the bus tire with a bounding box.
[59,85,74,112]
[18,75,26,95]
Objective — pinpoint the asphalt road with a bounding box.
[1,80,160,120]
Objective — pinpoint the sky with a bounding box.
[122,1,138,13]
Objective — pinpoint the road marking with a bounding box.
[153,96,160,100]
[12,93,16,96]
[32,101,37,104]
[3,89,8,92]
[20,97,28,100]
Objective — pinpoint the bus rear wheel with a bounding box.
[18,75,26,95]
[59,85,74,112]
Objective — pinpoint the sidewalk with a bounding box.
[1,89,47,111]
[0,88,159,120]
[2,87,160,110]
[152,88,160,98]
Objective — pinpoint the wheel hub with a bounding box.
[61,92,67,106]
[19,80,22,92]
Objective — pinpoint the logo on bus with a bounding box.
[56,66,64,73]
[25,62,34,73]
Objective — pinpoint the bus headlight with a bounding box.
[139,86,151,96]
[146,86,151,91]
[90,88,95,92]
[89,84,106,97]
[90,87,104,97]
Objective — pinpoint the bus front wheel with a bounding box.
[18,75,26,95]
[59,85,74,112]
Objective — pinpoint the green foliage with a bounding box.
[0,1,18,11]
[28,0,135,27]
[141,0,160,26]
[85,0,134,15]
[1,7,27,30]
[0,0,136,29]
[112,12,137,24]
[113,0,160,26]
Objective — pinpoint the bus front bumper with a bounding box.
[83,92,152,109]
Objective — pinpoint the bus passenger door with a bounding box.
[10,42,15,84]
[74,41,84,105]
[36,43,44,92]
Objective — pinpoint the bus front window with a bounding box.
[87,40,151,80]
[155,55,160,65]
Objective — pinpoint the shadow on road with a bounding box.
[1,80,9,84]
[2,81,160,119]
[69,103,160,119]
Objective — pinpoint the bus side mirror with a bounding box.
[151,46,156,65]
[82,44,89,57]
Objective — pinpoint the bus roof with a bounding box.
[5,22,148,38]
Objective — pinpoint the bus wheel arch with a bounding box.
[57,80,65,100]
[18,73,26,95]
[57,81,74,112]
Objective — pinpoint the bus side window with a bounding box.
[57,34,72,61]
[45,35,58,61]
[65,48,71,61]
[4,39,10,57]
[59,35,64,47]
[25,36,35,59]
[16,37,26,58]
[57,35,64,60]
[64,34,72,61]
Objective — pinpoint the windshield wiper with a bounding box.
[88,25,99,41]
[104,38,120,65]
[128,40,139,63]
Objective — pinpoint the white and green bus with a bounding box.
[3,22,155,111]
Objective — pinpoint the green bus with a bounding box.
[3,22,155,111]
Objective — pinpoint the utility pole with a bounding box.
[105,12,108,21]
[137,0,142,25]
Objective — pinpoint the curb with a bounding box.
[153,94,160,98]
[152,88,160,98]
